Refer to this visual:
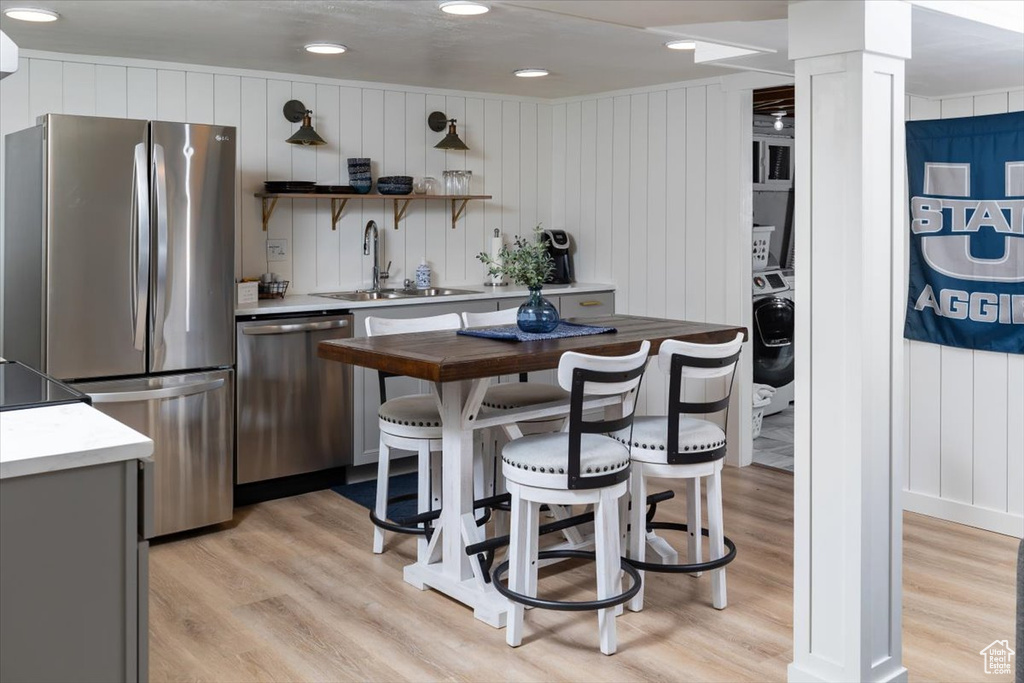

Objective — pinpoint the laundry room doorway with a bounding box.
[750,84,796,472]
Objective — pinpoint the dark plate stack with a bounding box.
[314,185,356,194]
[265,181,316,193]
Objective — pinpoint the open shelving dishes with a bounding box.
[254,191,492,231]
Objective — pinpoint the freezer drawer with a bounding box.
[71,370,233,536]
[236,314,353,483]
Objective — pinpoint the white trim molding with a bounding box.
[904,491,1024,538]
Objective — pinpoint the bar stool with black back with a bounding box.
[614,333,744,612]
[366,313,462,559]
[495,340,651,655]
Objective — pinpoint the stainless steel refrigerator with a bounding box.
[3,114,235,536]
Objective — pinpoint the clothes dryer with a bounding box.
[752,269,794,416]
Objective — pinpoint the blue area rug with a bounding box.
[331,472,419,521]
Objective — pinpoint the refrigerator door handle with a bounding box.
[133,142,150,352]
[242,319,350,335]
[152,143,169,357]
[87,377,225,404]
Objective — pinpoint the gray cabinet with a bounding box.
[557,291,615,319]
[0,459,152,683]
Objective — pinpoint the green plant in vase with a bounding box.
[477,226,560,332]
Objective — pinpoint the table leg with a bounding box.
[402,378,508,628]
[441,380,474,581]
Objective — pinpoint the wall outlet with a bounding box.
[267,239,288,262]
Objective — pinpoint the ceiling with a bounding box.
[753,85,794,116]
[0,0,762,98]
[0,0,1020,99]
[674,9,1024,98]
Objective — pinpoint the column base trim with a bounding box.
[788,661,908,683]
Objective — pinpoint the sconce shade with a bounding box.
[284,99,327,146]
[429,110,469,151]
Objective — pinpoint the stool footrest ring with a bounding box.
[624,522,737,573]
[370,491,503,537]
[369,492,431,537]
[492,549,642,612]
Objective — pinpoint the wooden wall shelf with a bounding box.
[254,192,492,231]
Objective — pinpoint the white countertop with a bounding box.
[0,403,154,480]
[236,282,615,316]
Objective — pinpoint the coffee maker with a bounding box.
[543,229,574,284]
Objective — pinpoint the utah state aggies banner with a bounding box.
[905,111,1024,354]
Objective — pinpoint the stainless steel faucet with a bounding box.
[362,220,390,291]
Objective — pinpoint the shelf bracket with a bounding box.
[393,199,411,230]
[261,197,279,232]
[330,198,349,231]
[451,198,470,229]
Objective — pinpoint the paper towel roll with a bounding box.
[489,232,505,285]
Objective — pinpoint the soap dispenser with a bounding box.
[415,257,431,289]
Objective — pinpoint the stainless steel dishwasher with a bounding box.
[236,312,353,484]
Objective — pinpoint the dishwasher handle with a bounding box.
[242,319,351,336]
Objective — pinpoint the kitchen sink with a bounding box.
[395,287,481,297]
[314,287,481,301]
[316,291,407,301]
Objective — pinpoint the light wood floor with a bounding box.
[150,465,1019,682]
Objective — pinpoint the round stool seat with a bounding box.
[502,432,630,489]
[378,395,442,439]
[612,415,726,464]
[482,383,570,410]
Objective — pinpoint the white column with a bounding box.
[788,2,910,682]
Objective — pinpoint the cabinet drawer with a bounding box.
[558,291,614,319]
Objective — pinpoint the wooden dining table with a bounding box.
[318,314,747,628]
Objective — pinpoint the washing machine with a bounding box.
[752,269,794,416]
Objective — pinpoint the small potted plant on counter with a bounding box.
[478,225,559,333]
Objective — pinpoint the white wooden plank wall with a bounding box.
[551,84,733,416]
[904,89,1024,537]
[0,54,551,297]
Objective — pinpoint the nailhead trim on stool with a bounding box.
[378,395,443,429]
[481,383,570,410]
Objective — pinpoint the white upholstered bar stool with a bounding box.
[615,333,744,613]
[461,308,570,427]
[366,313,462,559]
[496,341,651,655]
[461,308,571,502]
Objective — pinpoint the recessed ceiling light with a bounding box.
[665,40,697,51]
[3,7,59,22]
[305,43,347,55]
[514,68,549,78]
[439,1,489,16]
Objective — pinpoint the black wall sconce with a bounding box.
[284,99,326,146]
[429,110,469,151]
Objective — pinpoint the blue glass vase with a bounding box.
[517,287,560,333]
